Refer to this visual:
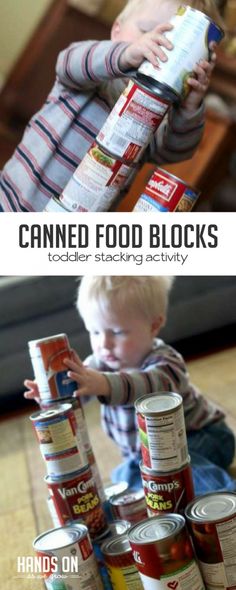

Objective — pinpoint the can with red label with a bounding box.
[60,142,137,212]
[33,523,103,589]
[137,5,224,100]
[185,492,236,590]
[133,167,200,212]
[30,404,87,476]
[135,392,188,472]
[101,534,143,589]
[109,489,147,524]
[28,333,76,401]
[140,457,194,517]
[97,79,171,164]
[128,514,205,590]
[104,482,130,521]
[45,465,108,539]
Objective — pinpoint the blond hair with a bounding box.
[118,0,225,28]
[77,276,174,324]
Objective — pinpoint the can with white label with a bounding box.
[135,392,188,472]
[186,492,236,590]
[128,514,205,590]
[97,79,171,164]
[137,4,224,100]
[33,523,103,589]
[60,142,137,212]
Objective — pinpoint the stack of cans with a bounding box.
[135,392,195,518]
[44,5,224,213]
[28,333,107,540]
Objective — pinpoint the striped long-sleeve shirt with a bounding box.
[86,338,224,459]
[0,40,205,212]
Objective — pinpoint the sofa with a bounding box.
[1,275,236,407]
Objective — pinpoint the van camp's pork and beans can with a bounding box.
[109,489,147,524]
[101,534,143,589]
[137,5,224,100]
[60,142,137,212]
[133,168,200,212]
[186,492,236,590]
[33,523,103,590]
[128,514,205,590]
[45,465,108,539]
[140,457,194,517]
[28,333,76,401]
[135,393,188,472]
[97,79,171,164]
[30,404,87,476]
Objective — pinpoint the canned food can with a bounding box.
[45,465,108,539]
[109,489,147,524]
[33,523,103,589]
[101,534,143,589]
[128,514,205,590]
[109,520,132,537]
[97,79,171,164]
[60,142,137,212]
[185,492,236,590]
[137,5,224,100]
[140,457,194,517]
[103,481,130,521]
[135,392,188,472]
[133,167,200,212]
[30,404,87,476]
[44,196,70,212]
[28,333,76,401]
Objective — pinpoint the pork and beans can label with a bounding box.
[33,524,103,589]
[137,5,224,100]
[185,492,236,589]
[109,489,147,524]
[133,167,200,212]
[101,534,143,589]
[128,514,205,589]
[135,393,188,472]
[60,142,136,212]
[97,79,170,164]
[140,458,194,516]
[28,333,76,400]
[45,465,108,539]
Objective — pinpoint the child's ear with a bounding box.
[111,19,121,40]
[151,316,165,337]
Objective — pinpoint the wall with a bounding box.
[0,0,51,85]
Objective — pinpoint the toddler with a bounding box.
[25,276,236,494]
[0,0,223,211]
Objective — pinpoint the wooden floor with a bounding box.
[1,345,236,590]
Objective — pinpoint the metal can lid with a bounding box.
[30,403,72,421]
[185,492,236,523]
[28,333,68,351]
[110,489,144,506]
[128,514,185,544]
[101,534,131,556]
[33,524,87,551]
[104,481,129,500]
[135,392,182,416]
[109,520,132,536]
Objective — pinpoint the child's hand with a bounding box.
[119,23,173,70]
[64,351,110,399]
[182,49,217,112]
[24,379,40,404]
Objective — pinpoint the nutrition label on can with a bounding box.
[97,80,169,163]
[145,408,188,471]
[107,565,143,590]
[216,517,236,585]
[36,415,77,455]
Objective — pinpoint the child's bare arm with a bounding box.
[64,351,111,398]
